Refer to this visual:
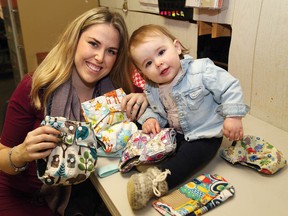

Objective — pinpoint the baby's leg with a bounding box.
[159,134,222,189]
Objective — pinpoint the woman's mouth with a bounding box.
[87,62,102,72]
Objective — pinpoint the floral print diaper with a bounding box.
[220,135,287,174]
[119,128,177,173]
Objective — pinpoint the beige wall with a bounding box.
[229,0,288,132]
[17,0,99,72]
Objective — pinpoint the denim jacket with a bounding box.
[138,56,250,141]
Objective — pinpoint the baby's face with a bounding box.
[131,35,182,85]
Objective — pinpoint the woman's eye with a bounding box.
[89,41,98,47]
[107,49,117,55]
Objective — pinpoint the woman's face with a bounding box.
[74,23,120,87]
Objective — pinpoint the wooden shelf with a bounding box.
[198,21,231,38]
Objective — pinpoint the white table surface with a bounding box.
[90,114,288,216]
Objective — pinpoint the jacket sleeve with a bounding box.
[137,106,168,127]
[202,59,250,117]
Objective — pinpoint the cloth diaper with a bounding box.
[153,173,235,216]
[81,88,138,155]
[119,128,177,173]
[220,135,287,174]
[37,116,97,185]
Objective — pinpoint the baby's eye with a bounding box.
[145,61,152,68]
[159,49,165,56]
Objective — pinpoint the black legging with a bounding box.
[159,133,222,189]
[65,179,110,216]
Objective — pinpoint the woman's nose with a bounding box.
[94,50,104,63]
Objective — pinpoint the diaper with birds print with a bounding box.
[81,88,138,157]
[37,116,98,186]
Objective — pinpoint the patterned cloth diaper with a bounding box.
[81,88,138,155]
[153,174,235,216]
[37,116,97,186]
[119,128,177,173]
[220,135,287,174]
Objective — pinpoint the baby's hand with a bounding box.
[223,117,244,141]
[142,118,160,135]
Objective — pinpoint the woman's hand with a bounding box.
[15,126,60,165]
[223,117,244,141]
[0,126,60,174]
[121,93,148,121]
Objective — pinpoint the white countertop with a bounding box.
[90,114,288,216]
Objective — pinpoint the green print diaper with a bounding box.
[37,116,97,186]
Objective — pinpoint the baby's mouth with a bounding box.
[160,68,169,76]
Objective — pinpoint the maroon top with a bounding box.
[0,75,53,215]
[0,74,140,215]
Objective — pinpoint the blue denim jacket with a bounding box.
[138,56,250,141]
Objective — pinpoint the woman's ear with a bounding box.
[173,39,182,55]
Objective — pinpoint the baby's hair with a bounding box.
[129,24,189,71]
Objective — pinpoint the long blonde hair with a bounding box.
[31,7,132,110]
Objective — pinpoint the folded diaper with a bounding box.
[220,135,287,174]
[119,128,177,173]
[81,88,138,154]
[153,174,235,216]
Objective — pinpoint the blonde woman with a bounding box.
[0,7,147,215]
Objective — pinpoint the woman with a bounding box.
[0,7,147,216]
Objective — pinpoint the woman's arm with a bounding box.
[0,75,59,174]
